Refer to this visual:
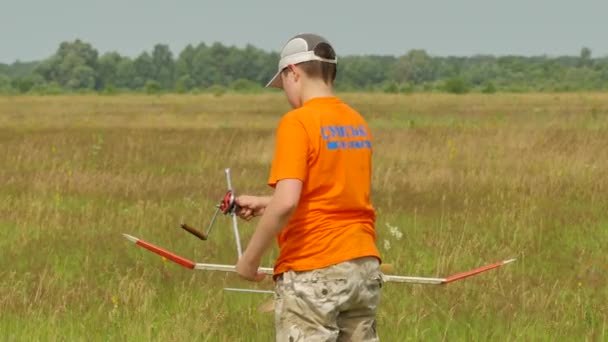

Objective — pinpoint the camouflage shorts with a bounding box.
[274,257,383,342]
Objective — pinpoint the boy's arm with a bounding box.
[235,179,302,281]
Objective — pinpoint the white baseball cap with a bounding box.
[266,33,338,88]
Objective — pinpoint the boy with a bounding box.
[235,33,383,341]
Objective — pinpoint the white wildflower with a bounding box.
[386,222,403,240]
[383,239,391,251]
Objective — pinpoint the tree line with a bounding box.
[1,40,607,95]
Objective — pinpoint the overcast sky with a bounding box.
[1,0,607,63]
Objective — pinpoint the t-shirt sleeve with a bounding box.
[268,115,309,187]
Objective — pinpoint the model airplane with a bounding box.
[123,168,516,307]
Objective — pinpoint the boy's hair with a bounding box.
[282,42,337,85]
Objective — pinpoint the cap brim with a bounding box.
[265,71,283,89]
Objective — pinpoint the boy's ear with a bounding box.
[287,64,301,82]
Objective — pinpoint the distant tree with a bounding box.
[383,81,400,93]
[34,39,99,90]
[101,84,118,95]
[393,49,435,84]
[151,44,175,89]
[175,75,194,93]
[443,77,470,94]
[12,78,33,93]
[400,82,416,94]
[67,65,96,89]
[561,67,597,91]
[580,47,592,60]
[222,46,248,84]
[98,52,123,89]
[597,58,608,85]
[242,44,277,85]
[579,47,592,67]
[190,43,221,87]
[133,52,154,89]
[144,80,161,94]
[339,56,394,89]
[230,78,261,92]
[481,81,497,94]
[211,42,235,84]
[0,74,10,89]
[11,74,45,93]
[462,55,499,86]
[204,84,227,97]
[115,58,136,89]
[1,61,39,78]
[176,44,196,79]
[35,81,63,95]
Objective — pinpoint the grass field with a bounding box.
[0,93,607,341]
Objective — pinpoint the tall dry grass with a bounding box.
[0,93,606,341]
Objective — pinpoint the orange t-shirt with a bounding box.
[268,96,381,276]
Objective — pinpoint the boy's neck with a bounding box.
[300,80,335,105]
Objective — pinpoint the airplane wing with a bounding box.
[123,233,514,285]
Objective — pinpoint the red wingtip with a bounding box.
[134,239,196,269]
[443,259,513,284]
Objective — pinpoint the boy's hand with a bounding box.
[235,195,268,220]
[235,255,266,282]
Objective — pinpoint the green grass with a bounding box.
[0,93,607,341]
